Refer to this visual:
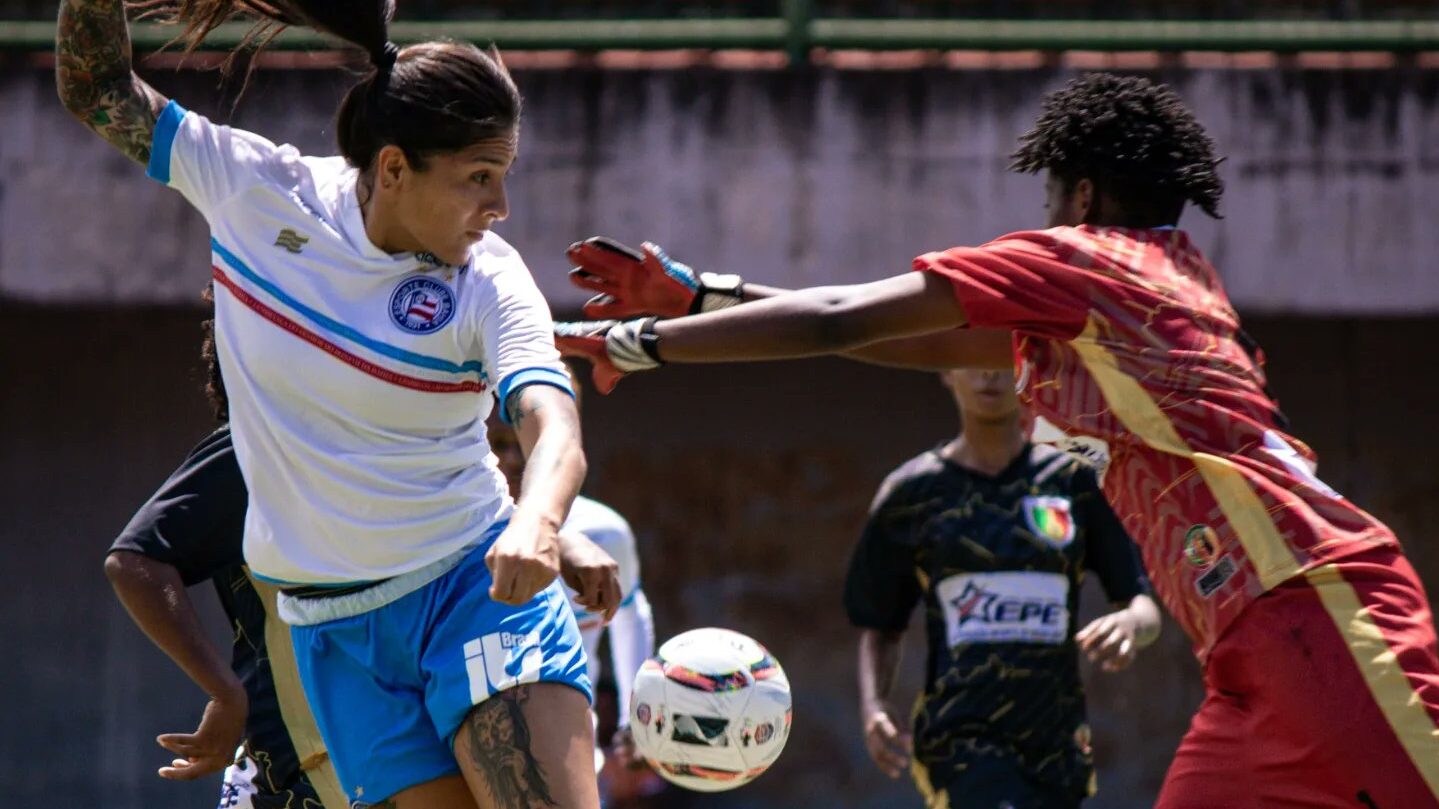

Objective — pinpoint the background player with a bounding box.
[57,0,597,805]
[849,367,1158,809]
[488,369,657,776]
[105,304,625,809]
[557,73,1439,807]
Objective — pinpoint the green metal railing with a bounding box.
[6,14,1439,60]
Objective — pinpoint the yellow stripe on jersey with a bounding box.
[1069,319,1302,590]
[907,691,951,809]
[247,573,351,809]
[909,759,952,809]
[1305,564,1439,798]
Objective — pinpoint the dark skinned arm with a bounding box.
[104,550,246,780]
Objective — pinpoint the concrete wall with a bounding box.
[5,58,1439,807]
[4,301,1437,808]
[3,64,1439,312]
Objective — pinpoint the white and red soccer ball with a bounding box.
[628,627,793,792]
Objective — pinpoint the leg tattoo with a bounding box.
[466,687,558,808]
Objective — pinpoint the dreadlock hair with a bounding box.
[134,0,521,175]
[1010,73,1224,226]
[200,281,228,422]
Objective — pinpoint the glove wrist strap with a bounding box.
[693,273,746,314]
[605,317,664,372]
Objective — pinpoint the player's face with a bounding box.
[941,368,1020,421]
[390,131,518,266]
[1043,172,1090,228]
[488,419,525,500]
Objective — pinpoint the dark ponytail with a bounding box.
[139,0,521,171]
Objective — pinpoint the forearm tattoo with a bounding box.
[465,687,558,808]
[56,0,165,165]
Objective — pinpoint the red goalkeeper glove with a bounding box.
[566,237,744,319]
[553,318,663,394]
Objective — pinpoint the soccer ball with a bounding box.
[628,627,792,792]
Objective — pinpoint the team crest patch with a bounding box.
[1022,496,1075,546]
[1184,524,1221,568]
[389,276,456,334]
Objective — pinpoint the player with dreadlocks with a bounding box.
[558,73,1439,808]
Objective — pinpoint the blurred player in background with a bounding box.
[848,368,1158,809]
[558,73,1439,808]
[488,368,657,778]
[104,301,624,809]
[106,304,345,809]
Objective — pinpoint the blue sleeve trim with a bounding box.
[147,99,188,185]
[619,585,642,608]
[497,367,575,424]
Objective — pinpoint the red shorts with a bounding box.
[1156,546,1439,809]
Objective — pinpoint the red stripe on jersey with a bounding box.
[212,266,485,395]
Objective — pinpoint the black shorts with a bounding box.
[913,750,1085,809]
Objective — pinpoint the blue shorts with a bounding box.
[288,527,591,806]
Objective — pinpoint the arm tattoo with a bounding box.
[56,0,166,165]
[465,687,558,808]
[506,390,543,432]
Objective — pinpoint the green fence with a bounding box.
[6,14,1439,60]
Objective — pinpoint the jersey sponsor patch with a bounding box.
[936,571,1070,646]
[1195,555,1238,598]
[388,275,456,334]
[1022,495,1076,546]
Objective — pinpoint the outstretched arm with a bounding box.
[564,237,1011,373]
[56,0,168,165]
[653,272,974,363]
[671,279,1011,370]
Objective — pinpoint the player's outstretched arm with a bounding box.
[557,273,982,393]
[486,385,587,605]
[104,551,247,780]
[56,0,168,166]
[564,237,1011,379]
[654,272,966,361]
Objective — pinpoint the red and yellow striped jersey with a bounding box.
[915,226,1397,658]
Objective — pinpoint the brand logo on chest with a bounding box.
[389,276,456,334]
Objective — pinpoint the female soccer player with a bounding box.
[105,308,625,809]
[849,368,1158,809]
[58,1,597,806]
[559,74,1439,808]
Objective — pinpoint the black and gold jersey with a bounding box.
[110,426,346,809]
[844,443,1149,799]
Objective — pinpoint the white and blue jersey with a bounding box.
[148,101,570,585]
[146,103,589,805]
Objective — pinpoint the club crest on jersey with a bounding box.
[1184,524,1221,568]
[389,276,456,334]
[1022,496,1075,546]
